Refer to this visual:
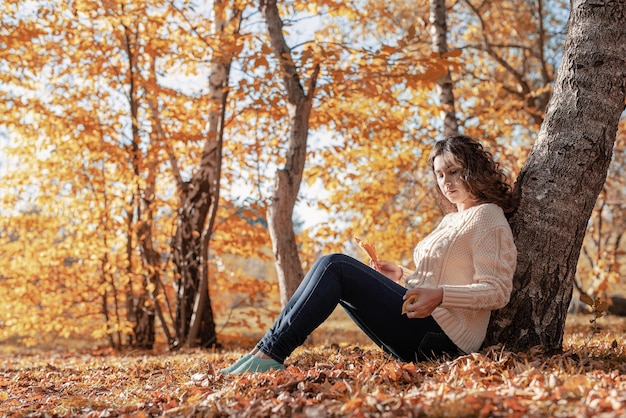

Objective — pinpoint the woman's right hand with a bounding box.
[370,260,403,282]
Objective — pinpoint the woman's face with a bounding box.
[433,153,477,212]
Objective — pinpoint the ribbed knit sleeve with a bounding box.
[398,265,415,281]
[439,225,516,310]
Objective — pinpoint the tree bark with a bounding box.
[142,58,176,348]
[429,0,459,137]
[121,22,156,349]
[486,0,626,351]
[172,1,240,348]
[262,0,320,307]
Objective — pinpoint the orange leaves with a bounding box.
[1,315,626,416]
[218,327,626,417]
[442,49,463,59]
[0,349,198,416]
[353,236,378,262]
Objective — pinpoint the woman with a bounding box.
[221,135,518,375]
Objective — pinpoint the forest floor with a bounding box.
[1,312,626,417]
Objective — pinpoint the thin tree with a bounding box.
[429,0,459,137]
[262,0,320,306]
[171,0,242,348]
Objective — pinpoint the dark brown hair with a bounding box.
[428,135,518,213]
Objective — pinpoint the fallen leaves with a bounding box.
[1,316,626,417]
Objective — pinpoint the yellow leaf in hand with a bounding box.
[402,295,419,315]
[354,236,378,262]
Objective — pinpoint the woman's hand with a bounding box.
[403,288,443,318]
[370,260,403,282]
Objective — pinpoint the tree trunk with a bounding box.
[262,0,320,307]
[173,179,218,347]
[140,58,176,348]
[486,0,626,351]
[122,22,156,349]
[171,86,225,349]
[429,0,459,137]
[172,0,240,348]
[134,174,164,350]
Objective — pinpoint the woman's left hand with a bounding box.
[370,260,403,282]
[403,288,444,318]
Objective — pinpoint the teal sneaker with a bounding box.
[228,356,284,375]
[219,354,252,375]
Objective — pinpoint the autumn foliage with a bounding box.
[1,1,626,414]
[0,0,625,359]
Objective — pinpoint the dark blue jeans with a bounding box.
[256,254,460,363]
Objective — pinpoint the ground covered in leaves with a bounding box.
[2,314,626,417]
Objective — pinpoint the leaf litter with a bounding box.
[1,315,626,417]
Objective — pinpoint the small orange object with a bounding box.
[401,295,419,315]
[354,236,378,262]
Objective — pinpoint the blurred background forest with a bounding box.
[1,0,625,351]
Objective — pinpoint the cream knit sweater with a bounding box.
[402,203,516,354]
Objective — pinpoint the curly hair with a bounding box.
[428,135,518,214]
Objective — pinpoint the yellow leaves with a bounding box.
[304,164,326,187]
[401,295,419,315]
[0,0,586,357]
[354,236,378,262]
[326,4,362,20]
[74,0,100,14]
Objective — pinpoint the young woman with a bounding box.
[221,135,518,375]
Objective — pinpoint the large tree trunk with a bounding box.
[262,0,320,307]
[486,0,626,351]
[429,0,459,137]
